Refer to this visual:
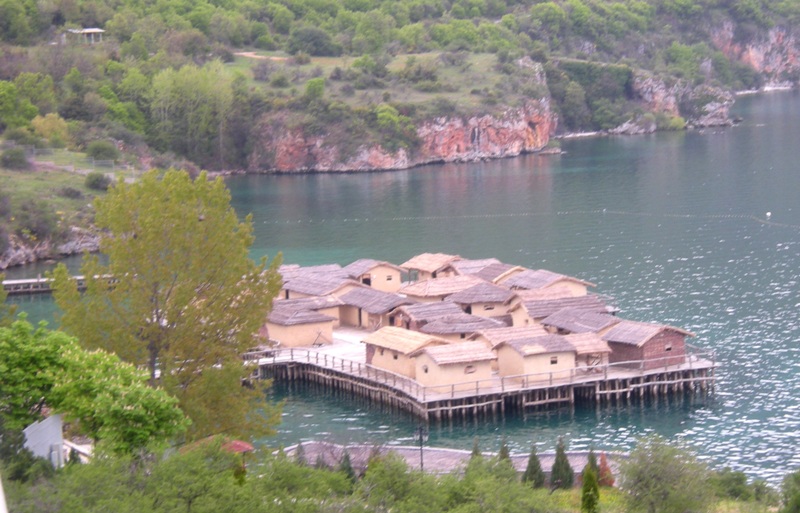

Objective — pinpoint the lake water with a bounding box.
[8,92,800,482]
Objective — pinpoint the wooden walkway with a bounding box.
[2,275,115,295]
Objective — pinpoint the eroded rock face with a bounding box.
[711,22,800,87]
[0,228,99,270]
[248,99,556,173]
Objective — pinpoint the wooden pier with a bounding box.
[249,342,716,423]
[2,275,116,295]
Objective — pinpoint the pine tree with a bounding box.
[471,437,482,460]
[522,443,546,488]
[551,437,574,489]
[598,452,615,487]
[581,467,600,513]
[586,448,599,476]
[339,450,356,483]
[498,438,511,461]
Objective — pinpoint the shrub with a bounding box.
[1,148,30,169]
[85,172,112,191]
[271,74,290,88]
[86,140,120,161]
[57,187,83,199]
[15,200,57,240]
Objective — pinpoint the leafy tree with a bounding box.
[305,77,325,101]
[620,436,713,513]
[0,273,17,326]
[521,443,545,488]
[85,171,112,191]
[498,437,511,461]
[710,467,752,500]
[783,470,800,513]
[287,26,342,56]
[0,81,38,131]
[1,148,30,170]
[470,436,482,460]
[51,169,283,442]
[86,140,120,161]
[551,437,574,489]
[31,113,69,147]
[582,466,600,513]
[13,73,56,114]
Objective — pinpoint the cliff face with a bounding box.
[711,22,800,86]
[248,99,557,173]
[0,228,99,270]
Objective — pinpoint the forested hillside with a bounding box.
[0,0,798,175]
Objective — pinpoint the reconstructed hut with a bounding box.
[337,287,414,330]
[343,259,405,293]
[540,308,620,335]
[509,295,610,327]
[468,325,550,371]
[281,274,363,300]
[265,308,336,348]
[418,313,506,342]
[499,269,594,296]
[564,332,612,369]
[495,335,577,382]
[401,253,461,281]
[603,320,692,370]
[445,282,517,318]
[363,326,449,379]
[389,302,465,330]
[409,341,496,393]
[270,295,344,326]
[398,275,485,303]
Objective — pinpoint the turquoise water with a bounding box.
[9,92,800,482]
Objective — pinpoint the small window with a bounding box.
[393,353,398,360]
[550,356,558,365]
[464,365,476,374]
[422,365,429,374]
[665,344,673,352]
[386,275,393,281]
[460,333,466,339]
[379,348,384,355]
[483,305,495,311]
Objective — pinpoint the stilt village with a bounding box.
[247,252,717,422]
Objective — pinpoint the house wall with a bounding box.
[465,301,510,318]
[266,321,333,347]
[404,293,446,303]
[521,351,575,382]
[497,345,526,377]
[575,352,610,369]
[368,344,417,378]
[425,332,470,343]
[414,354,493,393]
[359,265,403,293]
[509,307,534,327]
[608,332,686,370]
[339,305,363,327]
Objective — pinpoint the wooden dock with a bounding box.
[249,329,716,422]
[2,275,116,295]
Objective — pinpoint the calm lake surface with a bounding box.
[9,92,800,482]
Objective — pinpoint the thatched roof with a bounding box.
[268,308,336,326]
[564,332,611,355]
[420,314,506,335]
[272,295,344,311]
[515,295,609,320]
[390,302,464,321]
[446,282,516,305]
[410,341,496,365]
[512,285,582,302]
[362,326,448,354]
[279,264,346,281]
[602,320,694,347]
[401,253,461,273]
[540,308,620,334]
[477,263,523,283]
[469,326,550,348]
[343,258,404,278]
[449,258,502,275]
[283,274,361,297]
[399,275,486,298]
[498,335,576,356]
[501,269,595,290]
[338,287,414,314]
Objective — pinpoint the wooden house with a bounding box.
[446,258,526,283]
[540,308,620,335]
[389,302,464,330]
[271,295,344,326]
[343,259,405,293]
[409,341,496,393]
[602,320,692,370]
[337,287,414,330]
[499,269,595,296]
[281,273,363,300]
[564,332,612,369]
[419,313,506,342]
[448,258,502,276]
[495,335,577,382]
[468,325,550,370]
[398,275,486,303]
[401,253,461,281]
[509,295,610,327]
[363,326,449,379]
[265,308,336,348]
[445,282,517,318]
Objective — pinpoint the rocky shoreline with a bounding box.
[0,227,99,271]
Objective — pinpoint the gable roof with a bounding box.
[477,263,523,282]
[279,263,346,281]
[343,258,404,278]
[401,253,461,273]
[514,295,610,320]
[399,275,486,298]
[390,301,464,321]
[498,334,576,356]
[282,274,362,297]
[540,308,621,333]
[602,320,694,347]
[362,326,448,354]
[446,282,516,305]
[410,341,496,365]
[469,325,550,348]
[338,287,414,314]
[502,269,595,290]
[564,332,612,355]
[512,285,583,302]
[449,258,502,275]
[268,308,336,326]
[420,314,506,335]
[272,295,344,311]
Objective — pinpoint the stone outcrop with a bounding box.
[248,99,557,173]
[711,22,800,87]
[0,227,99,270]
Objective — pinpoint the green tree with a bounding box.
[783,470,800,513]
[0,273,17,326]
[51,169,283,442]
[498,437,511,461]
[586,448,599,475]
[551,437,574,489]
[582,466,600,513]
[521,443,545,488]
[0,81,38,131]
[620,436,713,513]
[305,77,325,101]
[14,73,56,114]
[339,449,357,484]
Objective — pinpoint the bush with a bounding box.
[15,200,57,240]
[86,140,120,161]
[1,148,30,170]
[85,172,112,191]
[57,187,83,199]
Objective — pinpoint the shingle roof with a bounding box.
[362,326,448,354]
[342,259,404,278]
[449,258,502,275]
[399,275,486,298]
[400,253,461,273]
[470,326,550,348]
[279,264,345,281]
[540,308,620,333]
[502,269,595,290]
[338,287,414,314]
[602,320,694,347]
[499,335,576,356]
[283,274,361,296]
[268,308,336,326]
[446,282,516,305]
[419,314,506,335]
[272,295,344,311]
[475,263,521,282]
[516,295,609,320]
[390,302,464,321]
[410,341,496,365]
[512,285,582,302]
[564,332,611,355]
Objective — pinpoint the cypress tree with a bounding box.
[498,438,511,461]
[471,437,482,460]
[551,437,574,489]
[522,443,546,488]
[339,450,357,483]
[581,467,600,513]
[586,448,599,476]
[598,452,615,487]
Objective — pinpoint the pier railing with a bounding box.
[252,344,716,403]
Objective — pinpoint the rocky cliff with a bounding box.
[711,22,800,87]
[0,227,99,270]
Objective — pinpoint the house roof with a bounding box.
[502,269,595,290]
[564,332,612,355]
[540,308,620,333]
[362,326,448,354]
[602,320,694,347]
[477,263,522,282]
[512,285,583,302]
[498,335,576,356]
[399,275,486,298]
[390,301,464,321]
[272,295,344,311]
[469,326,550,348]
[420,314,506,335]
[515,295,610,320]
[342,258,404,278]
[449,258,502,275]
[268,308,336,326]
[338,287,414,314]
[282,274,361,297]
[279,264,346,281]
[410,341,496,365]
[400,253,461,273]
[446,282,516,305]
